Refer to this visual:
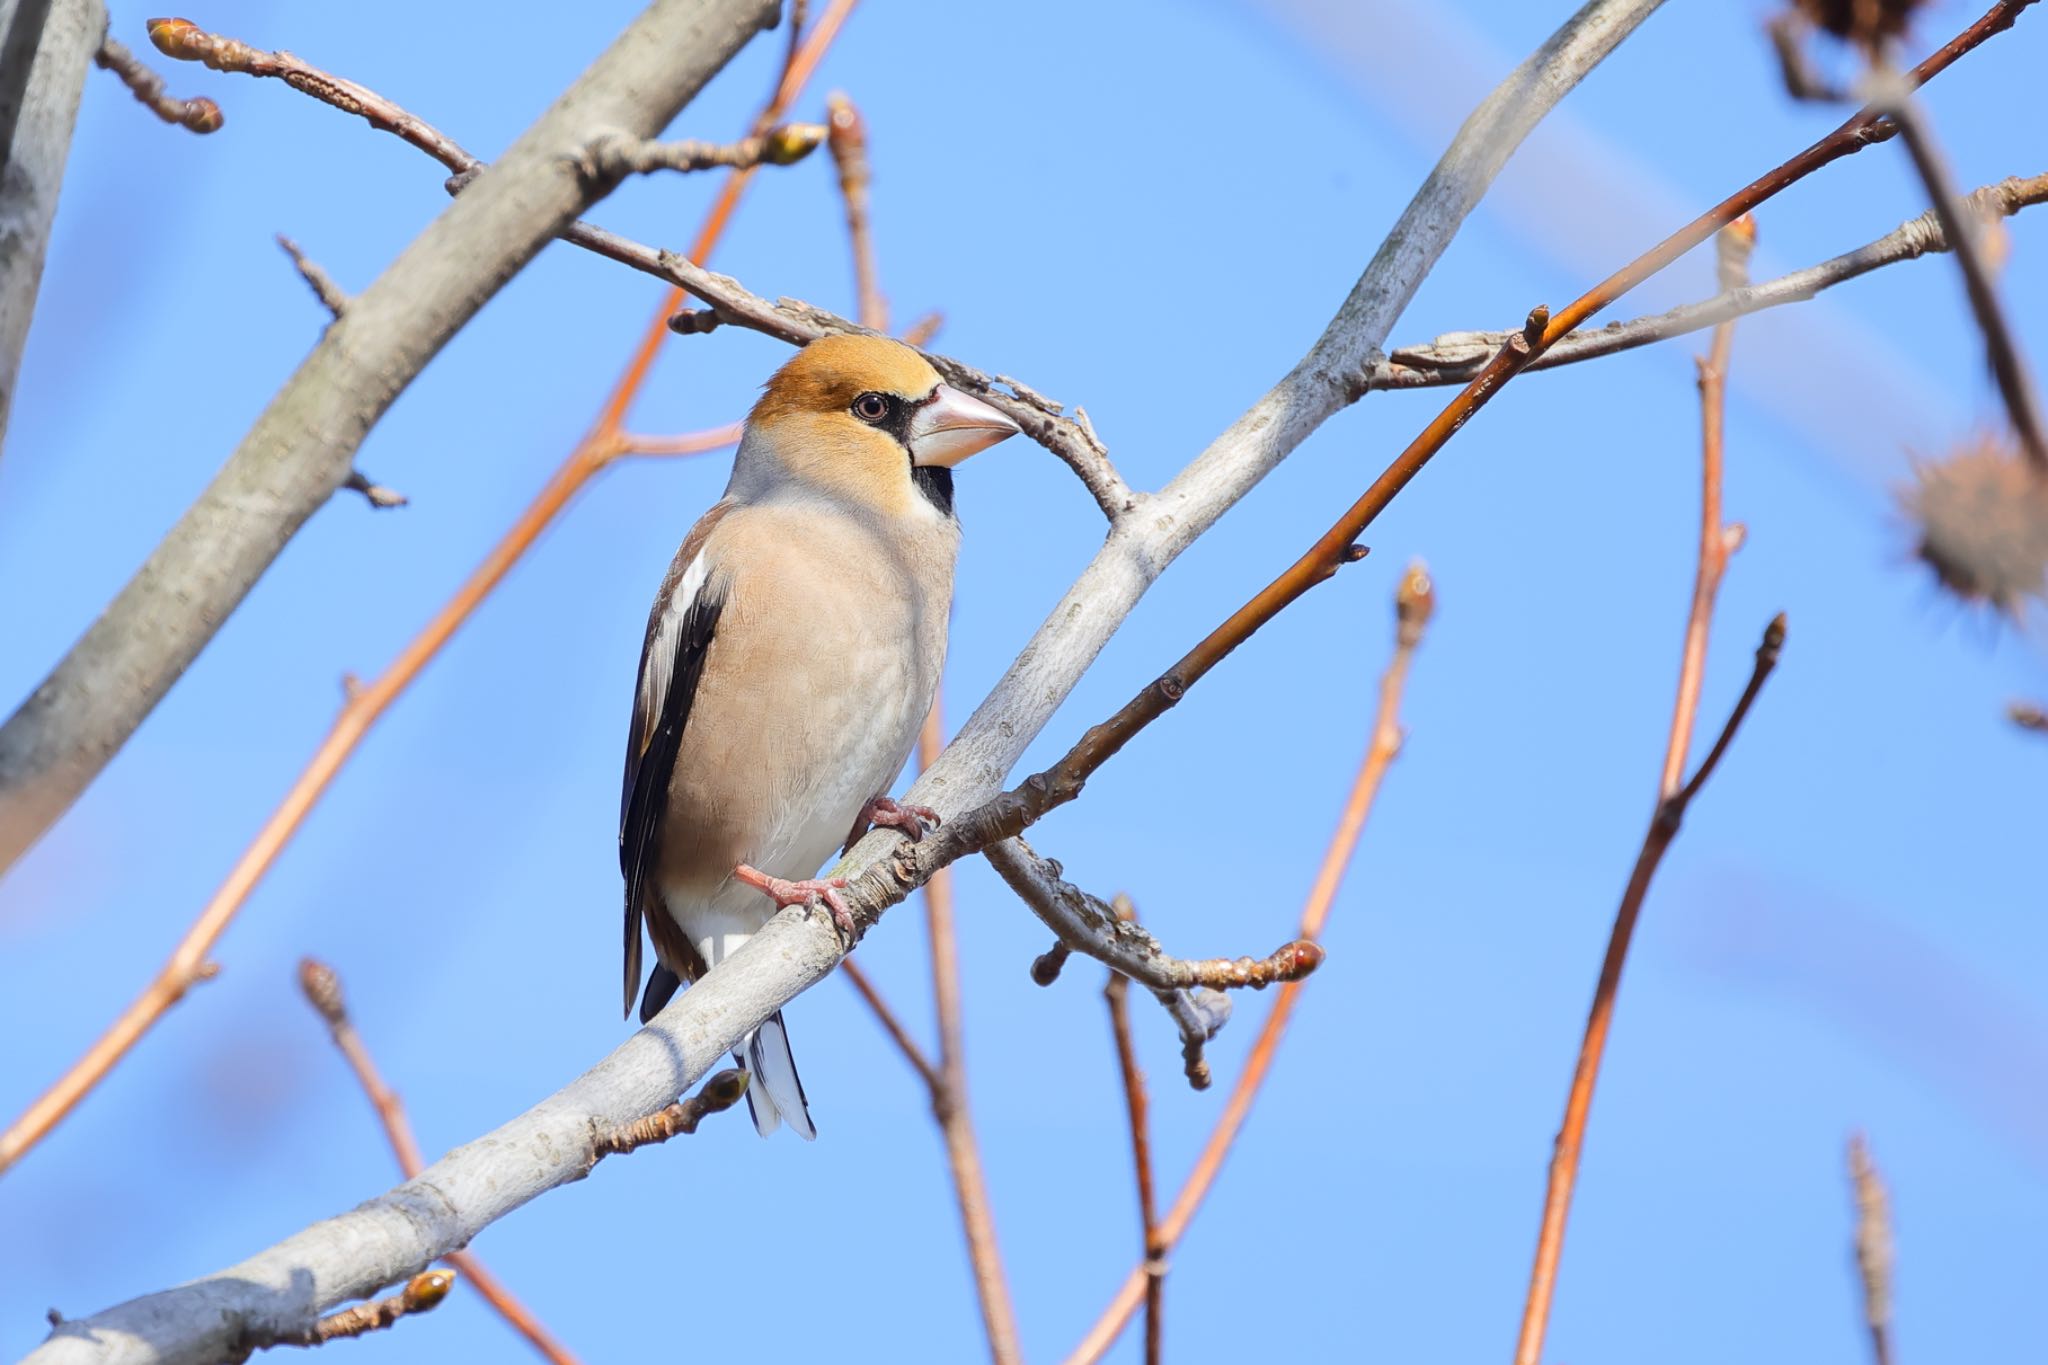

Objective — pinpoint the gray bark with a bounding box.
[0,0,781,874]
[26,2,1666,1361]
[0,0,104,456]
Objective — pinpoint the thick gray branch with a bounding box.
[0,0,780,874]
[0,0,104,457]
[27,4,1662,1359]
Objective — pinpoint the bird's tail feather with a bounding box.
[739,1010,816,1140]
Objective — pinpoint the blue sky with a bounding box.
[3,2,2045,1362]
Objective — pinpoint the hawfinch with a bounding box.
[620,334,1019,1138]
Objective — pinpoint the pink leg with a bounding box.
[734,863,856,938]
[842,794,943,854]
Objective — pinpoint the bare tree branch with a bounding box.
[27,9,1785,1362]
[1849,1132,1897,1365]
[1064,561,1435,1365]
[1374,170,2048,388]
[297,959,585,1365]
[0,0,104,457]
[92,33,220,133]
[0,0,782,875]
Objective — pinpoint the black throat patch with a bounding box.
[911,464,956,518]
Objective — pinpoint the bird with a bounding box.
[619,333,1019,1139]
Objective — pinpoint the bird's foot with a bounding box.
[842,794,942,854]
[733,863,855,938]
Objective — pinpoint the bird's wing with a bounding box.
[620,500,734,1018]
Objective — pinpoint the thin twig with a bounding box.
[581,123,825,178]
[590,1070,751,1156]
[826,93,884,334]
[918,693,1024,1365]
[1510,218,1772,1365]
[1104,895,1163,1365]
[296,960,584,1365]
[341,470,406,510]
[992,840,1325,999]
[837,958,939,1090]
[1062,562,1435,1365]
[246,1271,454,1352]
[146,17,476,172]
[0,0,856,1178]
[1512,652,1790,1365]
[1849,1133,1896,1365]
[274,234,349,319]
[1877,85,2048,472]
[1375,171,2048,388]
[93,34,220,132]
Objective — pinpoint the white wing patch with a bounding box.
[638,549,710,739]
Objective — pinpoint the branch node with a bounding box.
[593,1070,750,1160]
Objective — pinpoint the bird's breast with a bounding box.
[657,506,954,912]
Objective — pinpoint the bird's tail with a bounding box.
[737,1010,816,1140]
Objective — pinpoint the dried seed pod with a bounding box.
[1792,0,1928,44]
[1903,436,2048,614]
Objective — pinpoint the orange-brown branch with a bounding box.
[1104,895,1163,1365]
[1511,220,1769,1365]
[1063,563,1435,1365]
[0,0,861,1177]
[297,958,582,1365]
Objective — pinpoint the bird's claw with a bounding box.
[734,863,856,938]
[843,794,942,854]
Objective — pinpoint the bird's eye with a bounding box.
[852,392,892,423]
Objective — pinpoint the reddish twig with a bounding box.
[296,959,582,1365]
[826,93,885,337]
[1510,216,1778,1365]
[1063,563,1435,1365]
[93,33,221,133]
[837,957,939,1092]
[0,0,860,1178]
[919,696,1023,1365]
[1104,895,1163,1365]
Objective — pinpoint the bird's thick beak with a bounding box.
[908,384,1020,468]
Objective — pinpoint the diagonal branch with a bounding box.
[296,960,584,1365]
[1876,83,2048,471]
[1063,561,1435,1365]
[1374,170,2048,388]
[1102,905,1164,1365]
[0,0,783,874]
